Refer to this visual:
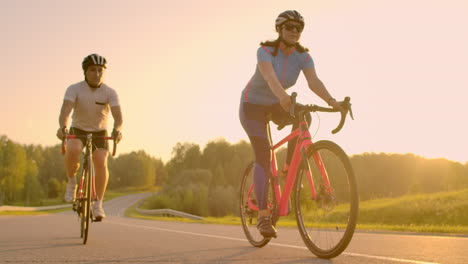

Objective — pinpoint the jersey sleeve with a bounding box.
[257,46,273,63]
[63,85,76,102]
[108,88,120,107]
[302,53,315,69]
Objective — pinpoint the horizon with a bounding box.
[1,133,466,164]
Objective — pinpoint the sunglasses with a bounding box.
[283,23,303,33]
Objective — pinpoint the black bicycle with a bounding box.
[62,134,116,244]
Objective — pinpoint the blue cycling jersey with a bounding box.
[241,45,315,105]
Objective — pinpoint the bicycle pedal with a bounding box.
[93,216,103,222]
[263,233,278,239]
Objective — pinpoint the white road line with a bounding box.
[107,220,441,264]
[343,252,440,264]
[108,220,249,243]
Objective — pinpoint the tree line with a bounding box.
[1,134,467,216]
[0,135,164,205]
[142,140,254,216]
[144,139,468,217]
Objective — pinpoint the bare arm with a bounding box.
[303,67,333,102]
[111,106,123,131]
[303,67,343,110]
[56,100,74,140]
[59,100,74,128]
[258,61,291,111]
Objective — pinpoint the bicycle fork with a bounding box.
[296,127,333,204]
[302,145,336,212]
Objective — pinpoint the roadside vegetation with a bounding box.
[129,188,468,234]
[2,134,468,234]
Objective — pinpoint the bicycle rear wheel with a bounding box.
[239,162,274,247]
[294,140,358,259]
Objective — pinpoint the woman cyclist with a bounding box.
[239,10,344,238]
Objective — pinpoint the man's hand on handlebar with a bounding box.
[112,128,122,143]
[56,126,68,140]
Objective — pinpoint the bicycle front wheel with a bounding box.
[294,140,358,259]
[239,162,272,247]
[77,169,86,238]
[82,158,92,245]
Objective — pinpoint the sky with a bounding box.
[1,0,467,163]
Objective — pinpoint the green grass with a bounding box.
[0,208,70,216]
[127,189,468,235]
[355,223,468,234]
[357,189,468,227]
[7,197,67,207]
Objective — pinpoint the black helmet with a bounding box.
[275,10,305,29]
[82,54,107,72]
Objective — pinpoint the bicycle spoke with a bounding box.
[295,140,358,259]
[240,162,272,247]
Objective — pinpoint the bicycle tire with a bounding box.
[82,156,92,245]
[239,162,273,247]
[77,168,86,239]
[294,140,358,259]
[79,196,87,239]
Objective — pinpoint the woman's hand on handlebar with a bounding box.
[327,98,345,113]
[280,95,292,112]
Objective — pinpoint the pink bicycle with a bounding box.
[240,93,358,259]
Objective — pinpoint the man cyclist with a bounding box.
[56,53,123,221]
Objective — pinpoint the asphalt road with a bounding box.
[1,193,467,264]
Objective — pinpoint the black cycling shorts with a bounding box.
[69,127,109,152]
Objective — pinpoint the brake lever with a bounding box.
[344,96,354,120]
[276,92,297,131]
[61,129,68,155]
[289,92,297,118]
[331,97,353,134]
[348,105,354,120]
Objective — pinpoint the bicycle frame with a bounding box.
[246,116,332,217]
[64,134,115,205]
[76,134,97,203]
[61,132,116,243]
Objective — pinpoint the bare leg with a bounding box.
[93,148,109,200]
[65,139,83,180]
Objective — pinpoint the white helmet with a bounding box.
[82,53,107,72]
[275,10,305,29]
